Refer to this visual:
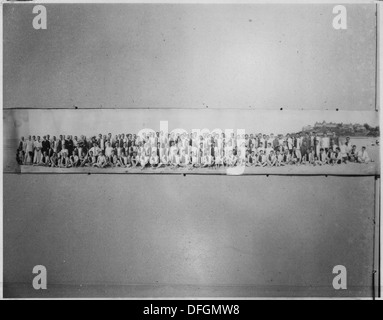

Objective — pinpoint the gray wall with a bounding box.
[4,175,376,298]
[3,4,377,110]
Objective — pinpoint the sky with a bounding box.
[3,3,377,111]
[4,109,379,138]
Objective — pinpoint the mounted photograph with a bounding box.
[2,1,380,300]
[4,109,380,175]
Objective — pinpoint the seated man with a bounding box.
[191,151,200,169]
[170,149,181,169]
[275,150,284,167]
[149,151,159,169]
[316,148,328,166]
[39,151,51,167]
[357,147,371,164]
[215,150,224,169]
[349,145,358,163]
[267,150,277,167]
[94,151,108,168]
[179,150,191,169]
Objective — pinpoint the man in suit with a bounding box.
[300,133,309,162]
[117,135,124,157]
[57,135,65,154]
[17,137,25,165]
[96,134,102,148]
[330,132,340,150]
[42,136,51,155]
[66,135,74,156]
[24,136,34,164]
[313,132,321,158]
[306,132,312,150]
[273,134,279,150]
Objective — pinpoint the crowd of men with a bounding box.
[17,131,372,169]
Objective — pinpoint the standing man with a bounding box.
[51,136,58,157]
[330,132,339,150]
[287,134,293,154]
[33,136,42,165]
[17,137,25,165]
[25,136,34,164]
[42,136,50,156]
[66,135,74,156]
[309,132,314,152]
[301,133,309,162]
[89,142,101,158]
[273,134,279,151]
[57,135,63,154]
[321,132,330,153]
[73,136,79,150]
[314,132,321,158]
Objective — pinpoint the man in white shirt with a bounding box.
[295,134,302,150]
[287,135,293,152]
[73,136,79,149]
[170,149,180,168]
[150,151,159,168]
[33,136,42,164]
[105,142,114,159]
[339,142,348,163]
[217,135,223,156]
[60,135,66,153]
[89,143,101,158]
[225,140,233,158]
[169,141,178,158]
[345,139,352,156]
[358,147,371,164]
[24,136,34,164]
[321,133,330,152]
[257,142,266,155]
[179,150,190,168]
[265,143,274,157]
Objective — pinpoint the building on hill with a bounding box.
[325,123,337,129]
[313,121,337,130]
[354,125,367,133]
[302,125,313,132]
[303,121,375,136]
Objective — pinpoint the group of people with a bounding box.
[16,131,373,170]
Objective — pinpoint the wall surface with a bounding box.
[3,3,377,110]
[4,175,376,298]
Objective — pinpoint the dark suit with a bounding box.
[42,140,50,154]
[293,138,298,148]
[301,137,308,158]
[66,139,74,156]
[273,138,279,149]
[313,137,319,157]
[57,140,63,153]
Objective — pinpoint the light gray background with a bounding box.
[3,3,377,110]
[3,175,376,298]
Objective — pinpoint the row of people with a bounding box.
[18,131,351,166]
[28,143,371,170]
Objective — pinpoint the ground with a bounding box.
[20,162,378,176]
